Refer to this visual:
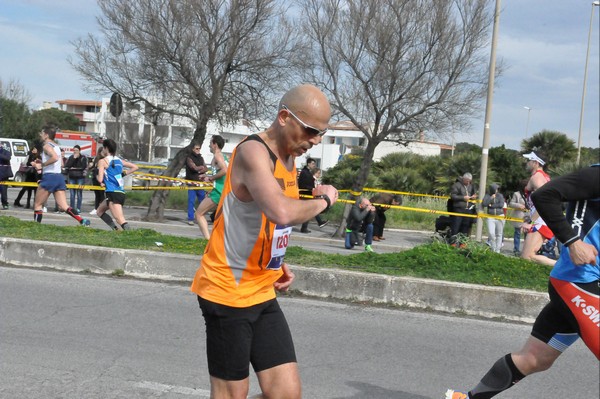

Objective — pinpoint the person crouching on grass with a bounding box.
[95,139,138,231]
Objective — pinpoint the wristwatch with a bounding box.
[313,194,331,211]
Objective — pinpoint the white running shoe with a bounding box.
[90,209,97,215]
[42,207,47,213]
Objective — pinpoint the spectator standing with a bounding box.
[298,157,328,232]
[481,183,505,253]
[95,139,138,230]
[449,173,477,245]
[32,127,90,226]
[185,142,207,225]
[194,135,228,239]
[190,84,338,398]
[14,146,40,209]
[445,165,599,399]
[0,142,12,209]
[345,197,376,252]
[65,145,87,214]
[370,192,402,241]
[520,151,556,266]
[89,146,106,215]
[508,180,528,255]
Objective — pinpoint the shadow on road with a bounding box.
[333,380,432,399]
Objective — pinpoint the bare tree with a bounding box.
[70,0,302,220]
[0,78,32,105]
[301,0,494,199]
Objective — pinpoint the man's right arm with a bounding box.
[231,140,337,226]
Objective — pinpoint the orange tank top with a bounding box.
[190,135,300,307]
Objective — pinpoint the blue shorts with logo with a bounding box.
[39,173,67,192]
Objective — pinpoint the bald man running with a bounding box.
[191,84,339,399]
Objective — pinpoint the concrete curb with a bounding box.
[0,238,548,323]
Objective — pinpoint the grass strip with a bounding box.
[0,215,549,292]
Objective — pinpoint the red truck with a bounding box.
[54,130,99,159]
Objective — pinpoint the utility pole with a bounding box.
[475,0,501,242]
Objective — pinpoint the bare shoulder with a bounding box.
[531,172,548,190]
[43,142,53,153]
[230,139,275,200]
[213,151,225,163]
[234,139,271,169]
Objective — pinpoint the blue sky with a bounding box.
[1,0,598,151]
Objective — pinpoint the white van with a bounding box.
[0,138,30,181]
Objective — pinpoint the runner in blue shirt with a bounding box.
[95,138,138,230]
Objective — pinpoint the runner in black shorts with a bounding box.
[197,297,296,381]
[95,139,138,231]
[446,165,600,399]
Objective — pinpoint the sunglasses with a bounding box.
[282,105,328,137]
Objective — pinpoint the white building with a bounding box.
[52,98,452,169]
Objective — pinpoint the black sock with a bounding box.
[469,354,526,399]
[99,213,118,230]
[34,210,43,223]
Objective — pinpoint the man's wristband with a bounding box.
[314,194,331,211]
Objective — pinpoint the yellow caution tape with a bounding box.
[1,179,524,222]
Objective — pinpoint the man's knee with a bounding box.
[514,350,555,374]
[257,363,301,399]
[514,337,560,375]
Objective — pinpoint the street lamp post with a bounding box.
[523,106,532,138]
[576,1,600,165]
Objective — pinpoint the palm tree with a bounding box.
[521,130,577,169]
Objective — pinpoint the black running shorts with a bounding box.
[105,192,125,206]
[197,296,297,380]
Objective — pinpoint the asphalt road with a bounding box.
[2,267,598,399]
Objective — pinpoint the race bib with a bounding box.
[266,225,292,270]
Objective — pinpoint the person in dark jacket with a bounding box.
[370,192,402,241]
[298,157,327,232]
[449,173,477,245]
[345,197,376,252]
[14,146,40,209]
[65,145,87,213]
[0,142,13,209]
[185,142,208,225]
